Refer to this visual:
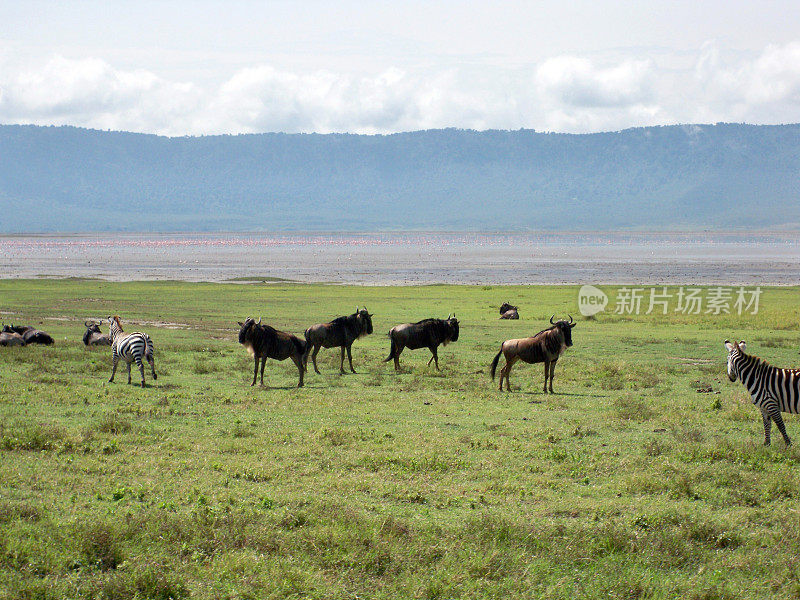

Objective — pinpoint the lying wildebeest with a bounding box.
[0,329,25,346]
[83,320,112,346]
[238,317,306,387]
[384,314,460,371]
[304,307,373,374]
[490,315,576,392]
[499,302,519,319]
[500,302,517,315]
[108,316,157,387]
[3,324,54,345]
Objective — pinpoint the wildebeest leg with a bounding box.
[543,360,550,393]
[500,356,518,391]
[339,347,346,374]
[346,345,356,373]
[292,354,304,387]
[251,355,259,386]
[548,360,557,393]
[311,345,321,374]
[260,356,268,386]
[393,344,403,371]
[109,355,119,383]
[427,346,439,370]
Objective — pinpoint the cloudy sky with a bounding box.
[2,0,799,135]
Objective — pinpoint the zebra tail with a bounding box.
[490,349,503,381]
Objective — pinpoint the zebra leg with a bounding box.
[148,355,157,380]
[260,356,267,386]
[347,345,356,373]
[548,360,557,393]
[543,361,550,393]
[251,355,259,386]
[761,407,772,446]
[109,355,119,383]
[135,356,145,387]
[769,406,792,447]
[127,361,133,384]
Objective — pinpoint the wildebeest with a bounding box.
[304,307,373,374]
[499,302,519,319]
[238,317,306,387]
[108,316,157,387]
[83,321,112,346]
[384,314,460,371]
[490,315,576,392]
[0,328,25,346]
[3,324,54,345]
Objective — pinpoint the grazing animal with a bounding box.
[3,324,54,345]
[0,329,25,346]
[491,315,576,392]
[725,339,800,447]
[384,314,460,370]
[107,316,157,388]
[237,317,306,387]
[304,307,374,374]
[83,321,112,346]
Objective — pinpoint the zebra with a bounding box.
[108,315,157,388]
[724,339,800,447]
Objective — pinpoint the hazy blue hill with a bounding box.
[1,123,798,232]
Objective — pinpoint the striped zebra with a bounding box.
[725,339,800,447]
[108,316,157,388]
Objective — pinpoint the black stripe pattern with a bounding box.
[726,340,800,446]
[109,317,156,387]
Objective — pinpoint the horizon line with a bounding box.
[3,121,799,140]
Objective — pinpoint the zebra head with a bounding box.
[724,339,747,382]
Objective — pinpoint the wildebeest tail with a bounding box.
[384,333,397,362]
[490,348,503,381]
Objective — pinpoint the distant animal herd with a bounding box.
[4,301,800,448]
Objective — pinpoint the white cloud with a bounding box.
[1,43,799,135]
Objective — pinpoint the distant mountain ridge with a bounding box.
[1,123,799,232]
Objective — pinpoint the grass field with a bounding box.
[2,280,800,599]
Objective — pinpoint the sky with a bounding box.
[1,0,799,136]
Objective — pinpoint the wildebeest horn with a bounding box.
[257,317,261,325]
[447,313,452,319]
[568,314,574,324]
[550,315,555,325]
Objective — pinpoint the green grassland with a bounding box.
[2,280,800,599]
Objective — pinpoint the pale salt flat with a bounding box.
[1,232,799,285]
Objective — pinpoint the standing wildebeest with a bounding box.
[108,316,157,387]
[0,328,25,346]
[490,315,576,392]
[384,314,460,371]
[83,321,112,346]
[304,307,373,374]
[3,324,54,345]
[238,317,306,388]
